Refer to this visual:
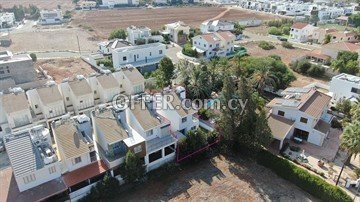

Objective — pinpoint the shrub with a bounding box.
[268,26,282,35]
[182,42,198,57]
[290,60,325,77]
[109,29,126,40]
[289,145,301,152]
[178,129,208,157]
[258,41,275,50]
[119,151,145,183]
[96,58,113,68]
[355,168,360,178]
[307,64,325,77]
[29,53,37,62]
[282,41,294,49]
[79,174,121,201]
[135,38,146,45]
[257,150,352,202]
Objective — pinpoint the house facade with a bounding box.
[192,31,235,59]
[289,22,317,43]
[39,10,63,25]
[0,12,15,28]
[163,21,190,44]
[102,0,139,7]
[329,73,360,103]
[200,20,234,33]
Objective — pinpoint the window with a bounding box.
[134,145,142,154]
[0,126,2,132]
[159,50,163,54]
[74,157,82,164]
[94,90,97,94]
[123,56,127,61]
[49,166,56,174]
[49,110,53,114]
[149,52,152,56]
[277,110,285,116]
[80,100,83,104]
[300,117,308,124]
[146,129,153,137]
[23,174,36,184]
[66,97,70,101]
[194,41,197,45]
[182,117,187,123]
[351,87,360,94]
[204,44,206,47]
[34,104,38,109]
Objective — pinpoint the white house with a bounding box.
[200,20,234,33]
[318,8,344,22]
[79,1,97,10]
[112,43,166,71]
[156,87,199,135]
[26,84,66,121]
[192,31,235,59]
[0,12,15,28]
[237,17,262,27]
[91,107,146,169]
[87,73,121,104]
[58,76,95,114]
[39,10,63,25]
[289,22,317,43]
[4,125,62,192]
[98,39,130,55]
[329,73,360,103]
[102,0,139,7]
[267,88,333,149]
[112,66,145,95]
[163,21,190,44]
[126,100,177,171]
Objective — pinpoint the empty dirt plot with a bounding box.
[37,58,96,83]
[0,0,74,11]
[72,7,283,38]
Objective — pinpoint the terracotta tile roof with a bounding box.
[291,22,308,29]
[97,74,118,89]
[62,160,108,187]
[2,93,29,113]
[37,86,63,105]
[299,90,332,118]
[323,42,360,52]
[216,31,236,41]
[202,33,219,43]
[307,49,331,60]
[267,114,294,140]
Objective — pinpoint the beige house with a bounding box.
[163,21,190,44]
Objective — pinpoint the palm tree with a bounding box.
[251,66,278,93]
[341,122,360,158]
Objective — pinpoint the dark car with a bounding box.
[277,37,287,42]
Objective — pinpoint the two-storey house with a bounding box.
[329,73,360,103]
[289,22,317,43]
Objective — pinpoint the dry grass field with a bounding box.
[72,7,283,38]
[0,0,74,11]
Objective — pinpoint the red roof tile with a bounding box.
[292,22,308,29]
[62,160,109,187]
[300,91,332,118]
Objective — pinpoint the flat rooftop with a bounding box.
[113,42,165,53]
[332,73,360,84]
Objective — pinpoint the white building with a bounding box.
[329,73,360,103]
[0,12,15,28]
[26,84,66,121]
[112,66,145,95]
[4,125,62,192]
[127,26,151,45]
[237,18,262,27]
[200,20,234,33]
[318,8,344,22]
[39,10,63,25]
[79,1,97,10]
[102,0,139,7]
[192,31,235,59]
[126,100,177,171]
[289,22,317,43]
[267,88,333,149]
[98,39,130,55]
[156,87,199,135]
[163,21,190,44]
[87,73,121,104]
[58,76,95,114]
[112,43,166,71]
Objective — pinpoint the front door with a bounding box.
[294,128,309,141]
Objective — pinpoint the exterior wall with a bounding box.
[63,153,92,172]
[42,101,66,119]
[40,10,63,24]
[200,22,234,33]
[320,47,339,59]
[73,94,94,113]
[165,24,190,43]
[329,74,360,102]
[127,27,151,45]
[15,162,61,192]
[0,56,35,84]
[102,0,139,7]
[87,76,100,101]
[7,109,32,129]
[112,43,166,68]
[289,25,316,43]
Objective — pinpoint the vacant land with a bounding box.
[72,7,282,38]
[0,0,74,11]
[37,58,95,83]
[120,155,316,201]
[0,27,99,52]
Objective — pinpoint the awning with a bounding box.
[62,160,109,187]
[192,47,205,53]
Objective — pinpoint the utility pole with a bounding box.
[77,35,81,56]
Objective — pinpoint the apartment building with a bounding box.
[91,107,146,170]
[156,87,199,135]
[0,12,15,29]
[26,84,66,121]
[192,31,236,59]
[317,8,344,22]
[112,43,166,72]
[329,73,360,103]
[267,88,333,149]
[289,22,317,43]
[163,21,190,44]
[39,10,63,25]
[87,73,121,104]
[58,76,95,114]
[126,100,177,171]
[0,51,36,90]
[200,20,234,33]
[4,125,62,192]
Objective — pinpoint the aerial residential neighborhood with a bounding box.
[0,0,359,201]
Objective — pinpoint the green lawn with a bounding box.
[318,23,355,31]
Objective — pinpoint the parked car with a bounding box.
[277,37,287,42]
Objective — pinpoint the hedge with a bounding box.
[257,150,352,202]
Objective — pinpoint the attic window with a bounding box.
[300,117,308,124]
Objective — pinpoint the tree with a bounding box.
[233,23,245,35]
[109,29,127,40]
[155,57,175,88]
[268,27,282,35]
[341,122,360,159]
[79,174,121,201]
[331,51,359,75]
[258,41,275,50]
[121,151,145,183]
[336,98,352,119]
[29,53,37,62]
[251,66,277,93]
[349,14,360,27]
[323,34,331,44]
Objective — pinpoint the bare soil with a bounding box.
[0,0,74,11]
[72,7,283,39]
[120,155,316,201]
[37,58,96,83]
